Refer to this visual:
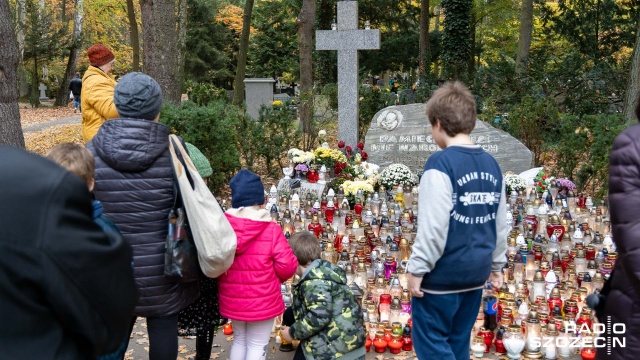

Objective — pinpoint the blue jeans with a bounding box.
[412,289,482,360]
[73,96,81,110]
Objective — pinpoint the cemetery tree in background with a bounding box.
[54,0,84,106]
[515,0,533,74]
[440,0,472,79]
[419,0,430,75]
[624,16,640,126]
[359,0,420,76]
[184,0,233,85]
[0,0,25,148]
[23,0,63,107]
[248,0,299,80]
[297,0,316,138]
[126,0,140,71]
[232,0,255,105]
[314,0,336,86]
[543,0,637,60]
[140,0,183,104]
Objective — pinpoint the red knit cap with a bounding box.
[87,44,115,67]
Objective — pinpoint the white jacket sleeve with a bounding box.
[407,169,453,276]
[492,182,508,272]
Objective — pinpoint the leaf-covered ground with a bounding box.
[24,124,83,155]
[20,106,75,127]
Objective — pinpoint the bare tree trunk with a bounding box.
[126,0,140,71]
[55,0,84,107]
[0,0,25,147]
[176,0,187,97]
[232,0,255,106]
[623,15,640,126]
[419,0,430,75]
[468,10,476,78]
[433,6,441,78]
[16,0,26,61]
[140,0,182,104]
[515,0,533,75]
[297,0,315,136]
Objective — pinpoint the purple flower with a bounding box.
[556,178,576,191]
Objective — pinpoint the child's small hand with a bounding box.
[408,273,424,298]
[280,326,293,342]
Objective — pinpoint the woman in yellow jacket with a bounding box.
[81,44,119,143]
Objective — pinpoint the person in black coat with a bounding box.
[87,72,199,360]
[0,146,137,360]
[69,73,83,112]
[598,92,640,360]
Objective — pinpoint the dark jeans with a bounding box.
[122,314,179,360]
[411,289,483,360]
[282,307,305,360]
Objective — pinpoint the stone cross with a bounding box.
[316,1,380,148]
[38,82,48,100]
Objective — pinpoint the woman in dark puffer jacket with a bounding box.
[598,92,640,360]
[87,73,198,360]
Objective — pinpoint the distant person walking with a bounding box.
[69,73,82,113]
[82,44,119,143]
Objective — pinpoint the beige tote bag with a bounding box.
[168,134,237,278]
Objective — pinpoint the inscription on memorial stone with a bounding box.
[364,103,533,174]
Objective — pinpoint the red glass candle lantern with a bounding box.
[388,334,403,354]
[354,199,363,216]
[223,322,234,335]
[373,331,388,353]
[495,326,506,354]
[548,288,563,315]
[401,324,413,351]
[477,327,494,353]
[580,338,597,360]
[308,215,323,237]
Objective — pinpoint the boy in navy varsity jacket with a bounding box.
[407,81,507,360]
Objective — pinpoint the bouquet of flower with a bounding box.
[504,172,527,194]
[340,180,375,200]
[294,163,309,172]
[288,148,315,165]
[555,177,576,191]
[534,169,554,193]
[378,164,418,189]
[354,161,380,180]
[313,147,347,168]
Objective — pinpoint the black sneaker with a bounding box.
[279,343,295,352]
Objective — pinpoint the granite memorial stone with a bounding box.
[39,83,48,100]
[316,1,380,148]
[244,78,275,120]
[364,103,534,174]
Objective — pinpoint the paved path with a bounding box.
[22,115,81,132]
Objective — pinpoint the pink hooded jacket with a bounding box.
[218,208,298,322]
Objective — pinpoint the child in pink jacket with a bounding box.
[220,169,298,360]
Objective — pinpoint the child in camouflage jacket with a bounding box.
[280,231,366,360]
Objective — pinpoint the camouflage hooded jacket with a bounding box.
[289,259,366,360]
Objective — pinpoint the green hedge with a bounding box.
[160,101,245,193]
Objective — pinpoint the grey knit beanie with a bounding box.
[113,72,163,121]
